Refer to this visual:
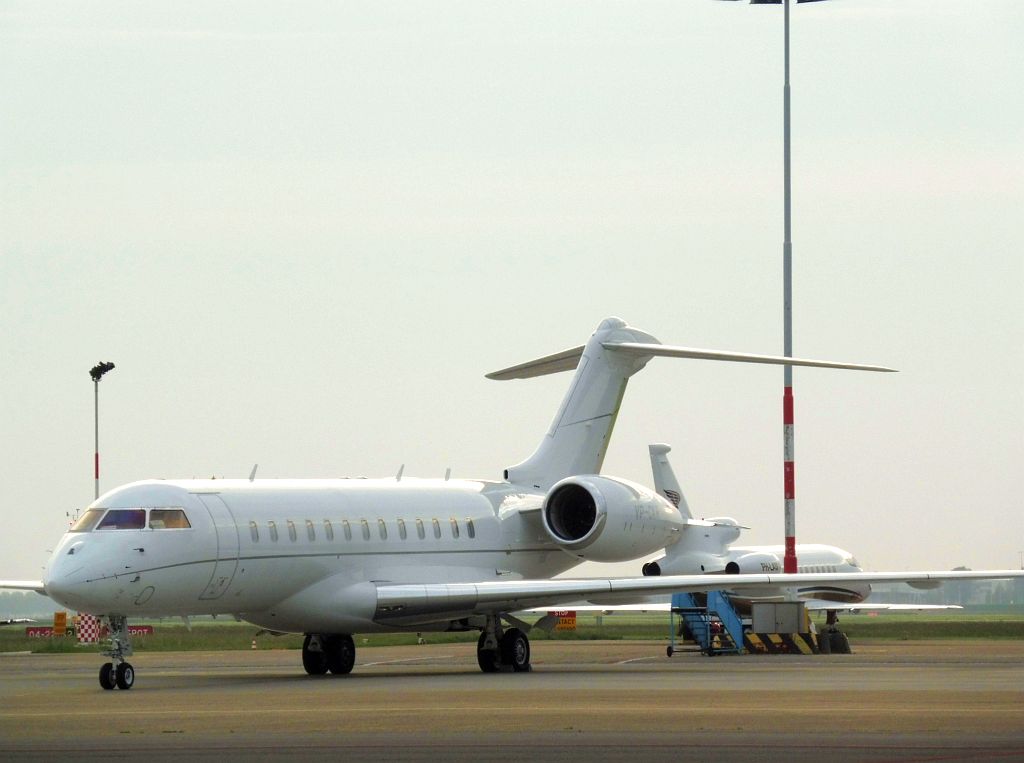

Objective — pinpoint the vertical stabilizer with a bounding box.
[648,444,692,520]
[501,318,660,490]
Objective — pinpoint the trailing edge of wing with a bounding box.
[605,342,897,373]
[486,345,585,380]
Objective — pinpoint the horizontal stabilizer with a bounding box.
[486,345,585,380]
[605,342,897,373]
[487,335,895,381]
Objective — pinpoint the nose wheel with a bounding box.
[97,615,135,690]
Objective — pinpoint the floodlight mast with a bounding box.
[89,362,115,499]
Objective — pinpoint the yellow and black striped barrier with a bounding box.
[743,632,819,655]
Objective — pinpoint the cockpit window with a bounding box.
[69,509,104,533]
[96,509,147,530]
[149,509,191,529]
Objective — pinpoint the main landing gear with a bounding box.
[98,615,135,690]
[476,615,531,673]
[819,609,852,655]
[301,633,356,676]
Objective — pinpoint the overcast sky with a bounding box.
[1,1,1021,582]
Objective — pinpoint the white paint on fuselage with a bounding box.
[45,478,582,632]
[720,543,870,604]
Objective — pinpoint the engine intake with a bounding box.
[545,482,599,543]
[725,551,782,575]
[541,475,684,563]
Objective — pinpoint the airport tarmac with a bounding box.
[1,639,1022,762]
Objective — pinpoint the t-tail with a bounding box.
[487,316,895,491]
[488,318,658,490]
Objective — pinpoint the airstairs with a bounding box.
[667,591,745,656]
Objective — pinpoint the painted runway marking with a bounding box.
[359,655,457,667]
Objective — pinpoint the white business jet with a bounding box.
[644,444,868,595]
[2,317,1019,690]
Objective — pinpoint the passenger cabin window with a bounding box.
[450,518,460,539]
[249,521,259,542]
[415,518,425,540]
[466,519,476,539]
[96,509,146,530]
[149,509,191,529]
[360,520,370,541]
[287,521,297,542]
[69,509,104,533]
[342,519,352,541]
[377,519,387,540]
[268,521,279,542]
[397,518,407,540]
[324,520,334,541]
[306,520,316,541]
[432,518,441,539]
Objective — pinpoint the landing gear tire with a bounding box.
[817,632,832,654]
[830,631,851,654]
[476,632,500,673]
[666,645,674,657]
[325,634,356,675]
[99,662,116,690]
[499,628,531,672]
[98,615,135,691]
[115,662,135,690]
[302,634,329,675]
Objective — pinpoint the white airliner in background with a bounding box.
[2,317,1019,690]
[563,444,958,619]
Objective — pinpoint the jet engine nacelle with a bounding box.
[725,551,783,575]
[640,517,744,576]
[542,475,685,563]
[642,551,727,577]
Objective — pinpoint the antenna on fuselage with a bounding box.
[444,467,451,481]
[249,464,258,482]
[396,464,405,482]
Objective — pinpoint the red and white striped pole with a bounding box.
[783,385,797,573]
[781,0,798,575]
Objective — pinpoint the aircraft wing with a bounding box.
[803,601,963,613]
[0,580,45,594]
[519,601,964,616]
[373,569,1021,626]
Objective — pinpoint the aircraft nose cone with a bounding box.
[43,547,88,610]
[43,568,77,607]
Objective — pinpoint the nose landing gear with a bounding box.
[98,615,135,690]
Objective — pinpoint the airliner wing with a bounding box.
[0,580,46,594]
[803,601,963,612]
[373,569,1020,625]
[520,601,964,615]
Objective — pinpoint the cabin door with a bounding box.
[196,493,240,600]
